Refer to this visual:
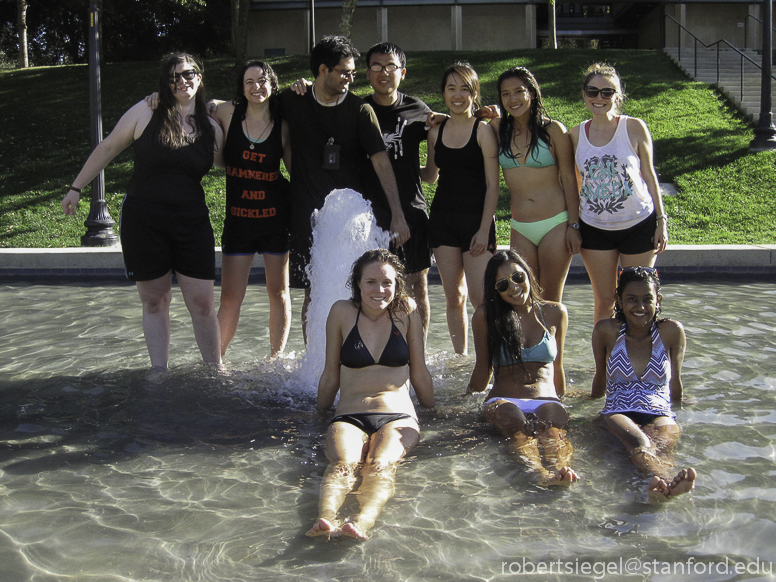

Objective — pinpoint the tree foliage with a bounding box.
[0,0,231,66]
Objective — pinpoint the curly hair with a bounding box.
[347,249,409,315]
[613,266,663,324]
[482,250,544,373]
[231,60,280,122]
[496,67,552,166]
[310,35,360,78]
[156,53,215,152]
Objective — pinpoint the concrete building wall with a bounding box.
[387,6,455,51]
[638,5,664,49]
[461,5,532,50]
[686,3,750,46]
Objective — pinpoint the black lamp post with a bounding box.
[749,0,776,152]
[81,0,119,246]
[309,0,316,54]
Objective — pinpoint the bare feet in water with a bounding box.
[341,522,369,541]
[647,467,697,502]
[306,518,337,538]
[537,466,580,487]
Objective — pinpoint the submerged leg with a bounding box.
[306,422,368,538]
[344,418,419,541]
[532,403,578,486]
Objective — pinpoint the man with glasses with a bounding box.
[360,42,435,333]
[278,36,409,330]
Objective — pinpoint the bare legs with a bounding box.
[218,253,290,357]
[511,222,572,303]
[580,248,657,324]
[433,246,492,354]
[404,269,430,335]
[307,418,419,540]
[602,413,696,502]
[136,271,221,368]
[484,399,579,487]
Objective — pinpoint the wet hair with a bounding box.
[582,62,626,112]
[440,62,482,112]
[310,35,360,78]
[614,266,663,323]
[156,53,215,151]
[347,249,409,315]
[231,60,280,123]
[496,67,552,164]
[482,250,544,372]
[365,42,406,69]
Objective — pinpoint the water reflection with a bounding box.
[1,281,775,581]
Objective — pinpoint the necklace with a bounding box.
[244,115,272,150]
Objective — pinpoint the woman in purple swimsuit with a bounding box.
[307,249,434,540]
[467,250,578,486]
[592,265,696,502]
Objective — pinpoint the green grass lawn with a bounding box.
[1,49,774,248]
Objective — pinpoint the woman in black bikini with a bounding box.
[307,249,434,541]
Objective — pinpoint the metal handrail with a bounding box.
[664,14,776,102]
[744,13,776,49]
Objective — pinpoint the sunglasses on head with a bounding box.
[619,265,659,280]
[584,86,617,99]
[495,270,527,293]
[168,69,198,84]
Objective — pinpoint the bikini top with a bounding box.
[340,311,410,369]
[498,138,555,169]
[496,308,558,366]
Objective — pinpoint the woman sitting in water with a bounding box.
[307,249,434,540]
[591,266,696,502]
[467,250,578,486]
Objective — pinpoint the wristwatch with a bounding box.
[568,222,580,230]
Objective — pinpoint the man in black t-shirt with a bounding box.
[361,43,434,332]
[277,36,409,332]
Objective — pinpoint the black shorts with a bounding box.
[120,197,215,281]
[428,209,497,252]
[221,224,289,256]
[374,205,432,275]
[330,412,415,436]
[618,410,669,426]
[580,211,657,254]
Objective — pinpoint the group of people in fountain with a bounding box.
[62,35,697,541]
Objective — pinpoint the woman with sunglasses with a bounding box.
[62,53,225,369]
[467,250,578,486]
[492,67,579,303]
[422,62,499,354]
[591,266,695,502]
[570,63,668,324]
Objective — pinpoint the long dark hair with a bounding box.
[496,67,552,163]
[347,249,409,315]
[232,60,280,122]
[156,53,215,152]
[483,250,544,373]
[614,266,663,324]
[440,62,482,113]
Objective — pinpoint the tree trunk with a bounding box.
[548,0,557,49]
[231,0,250,60]
[338,0,358,38]
[18,0,29,68]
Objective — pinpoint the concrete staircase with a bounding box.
[663,46,776,121]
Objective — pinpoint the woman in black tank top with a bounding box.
[62,53,225,370]
[421,63,500,355]
[308,250,434,541]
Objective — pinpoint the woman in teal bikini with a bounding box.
[308,249,434,540]
[490,67,580,302]
[467,250,578,486]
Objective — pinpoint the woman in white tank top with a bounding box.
[569,63,668,324]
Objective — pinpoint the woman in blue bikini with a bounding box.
[467,250,578,486]
[592,266,695,502]
[307,249,434,540]
[490,67,580,303]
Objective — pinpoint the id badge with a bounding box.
[323,138,340,170]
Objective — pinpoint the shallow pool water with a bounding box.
[1,281,775,581]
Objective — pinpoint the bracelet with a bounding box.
[567,222,581,230]
[67,185,82,193]
[656,214,668,222]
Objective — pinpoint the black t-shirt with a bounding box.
[276,88,386,219]
[362,93,431,222]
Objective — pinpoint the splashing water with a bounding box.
[289,189,390,392]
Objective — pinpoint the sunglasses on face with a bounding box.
[168,69,198,84]
[584,86,617,99]
[495,270,527,293]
